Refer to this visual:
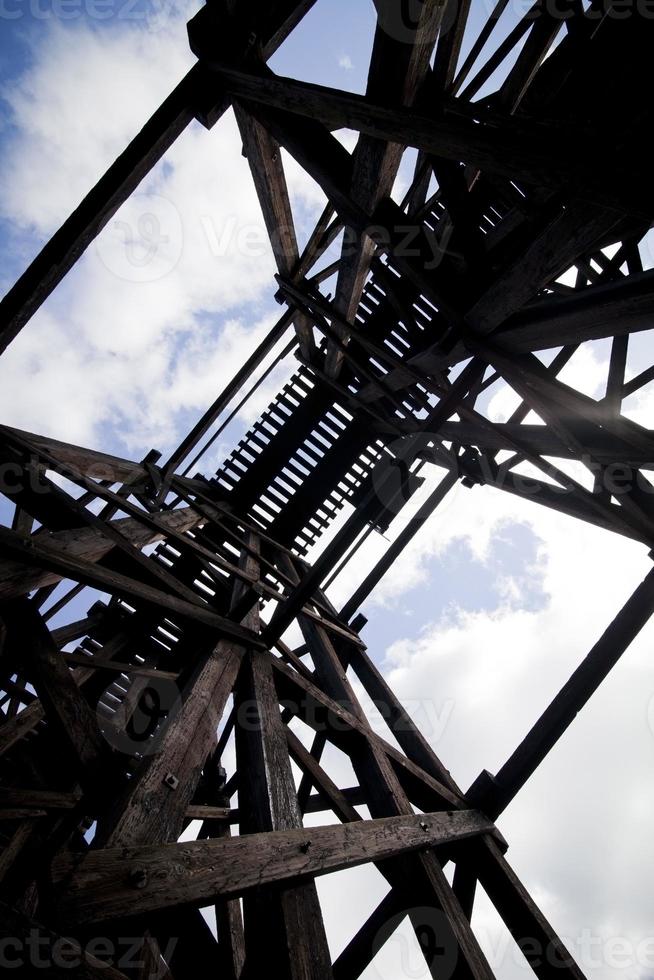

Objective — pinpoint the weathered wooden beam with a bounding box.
[0,72,197,356]
[213,64,651,215]
[271,654,464,811]
[459,456,649,545]
[0,1,319,354]
[0,425,148,484]
[52,809,494,925]
[97,636,244,847]
[231,532,333,979]
[326,0,443,377]
[96,534,254,854]
[0,902,131,980]
[0,601,111,798]
[0,823,40,885]
[285,726,361,824]
[62,652,178,680]
[471,836,588,980]
[0,526,265,649]
[0,507,202,600]
[436,421,654,467]
[495,269,654,353]
[432,0,472,92]
[289,587,494,980]
[0,789,82,811]
[332,890,405,980]
[469,566,654,819]
[235,106,316,359]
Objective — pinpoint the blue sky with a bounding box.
[2,4,654,977]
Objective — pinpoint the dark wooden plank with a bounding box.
[235,106,316,359]
[214,64,650,215]
[0,526,264,649]
[97,635,244,847]
[0,507,202,600]
[271,648,464,810]
[435,422,654,467]
[326,0,444,376]
[469,566,654,819]
[233,533,333,979]
[52,809,494,925]
[474,837,587,980]
[0,902,130,979]
[495,269,654,354]
[0,789,82,811]
[285,727,361,824]
[280,556,494,980]
[1,601,109,788]
[97,534,258,849]
[0,424,148,484]
[0,0,320,353]
[62,652,178,680]
[0,72,198,355]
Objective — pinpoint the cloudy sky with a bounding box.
[1,2,654,978]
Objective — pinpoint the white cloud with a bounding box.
[315,340,654,978]
[338,53,354,70]
[2,14,654,980]
[0,13,326,458]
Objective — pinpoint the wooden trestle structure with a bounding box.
[2,1,654,976]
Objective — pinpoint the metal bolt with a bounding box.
[420,821,429,832]
[163,772,179,791]
[300,840,312,853]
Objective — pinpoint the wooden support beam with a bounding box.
[494,269,654,354]
[458,456,649,546]
[278,555,494,980]
[232,534,333,979]
[469,566,654,819]
[0,526,265,650]
[285,726,361,824]
[0,902,130,980]
[435,422,654,467]
[326,0,444,377]
[271,655,464,811]
[98,638,245,847]
[0,425,148,485]
[0,789,82,811]
[0,72,198,356]
[1,601,110,791]
[0,0,319,354]
[212,63,651,216]
[332,890,405,980]
[52,809,494,926]
[235,106,316,359]
[0,507,202,600]
[471,837,588,980]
